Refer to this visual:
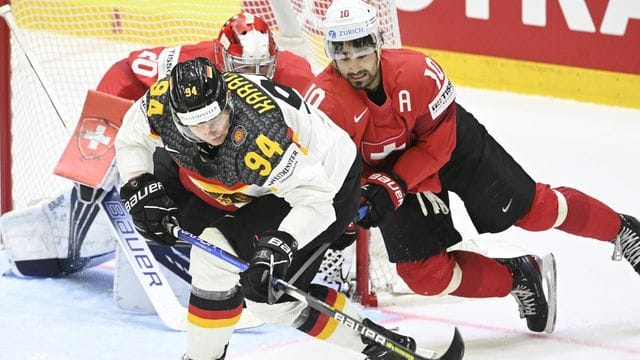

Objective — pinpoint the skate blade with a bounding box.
[537,253,557,334]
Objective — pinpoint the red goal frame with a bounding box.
[0,0,12,215]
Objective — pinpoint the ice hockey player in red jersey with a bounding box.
[97,11,314,100]
[116,57,417,360]
[304,0,640,334]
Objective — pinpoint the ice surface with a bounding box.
[2,87,639,359]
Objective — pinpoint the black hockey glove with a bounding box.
[360,318,417,358]
[330,221,357,251]
[239,230,298,303]
[120,173,180,246]
[358,172,407,229]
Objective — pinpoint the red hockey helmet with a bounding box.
[216,12,278,78]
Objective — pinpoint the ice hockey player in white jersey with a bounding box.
[0,10,349,320]
[115,57,416,359]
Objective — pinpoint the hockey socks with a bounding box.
[397,250,513,297]
[516,183,621,241]
[186,288,242,360]
[295,285,367,351]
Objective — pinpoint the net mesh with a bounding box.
[4,0,402,303]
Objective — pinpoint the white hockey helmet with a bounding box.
[215,12,278,78]
[322,0,381,60]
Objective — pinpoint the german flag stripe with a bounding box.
[315,291,347,339]
[188,303,242,320]
[301,287,347,340]
[187,293,244,329]
[287,128,308,155]
[181,167,249,193]
[307,311,330,337]
[188,312,241,328]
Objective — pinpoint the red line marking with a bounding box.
[379,308,640,355]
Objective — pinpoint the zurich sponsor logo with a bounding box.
[328,30,337,39]
[339,27,364,38]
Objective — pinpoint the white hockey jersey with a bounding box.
[115,72,356,247]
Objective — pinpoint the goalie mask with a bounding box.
[322,0,381,61]
[216,12,278,78]
[169,57,230,143]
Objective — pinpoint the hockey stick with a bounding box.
[103,189,265,330]
[100,188,187,331]
[172,226,465,360]
[1,4,193,331]
[267,205,367,303]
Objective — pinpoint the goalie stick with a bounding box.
[1,4,269,331]
[171,225,465,360]
[1,5,191,331]
[100,188,187,331]
[101,188,265,331]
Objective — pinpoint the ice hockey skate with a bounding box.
[498,254,557,334]
[181,344,227,360]
[360,318,417,360]
[612,214,640,275]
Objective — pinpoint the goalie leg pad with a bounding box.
[0,188,116,277]
[113,244,192,312]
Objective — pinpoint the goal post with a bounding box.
[1,1,11,215]
[0,0,405,307]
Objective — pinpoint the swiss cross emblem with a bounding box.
[361,129,407,166]
[76,117,119,159]
[361,141,407,166]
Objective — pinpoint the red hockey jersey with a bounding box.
[97,40,314,100]
[306,48,457,193]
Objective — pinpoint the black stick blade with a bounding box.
[435,327,465,360]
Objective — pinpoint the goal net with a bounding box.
[0,0,402,306]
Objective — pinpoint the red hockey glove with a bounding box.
[358,172,407,229]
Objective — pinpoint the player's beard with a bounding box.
[346,70,374,89]
[341,62,381,91]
